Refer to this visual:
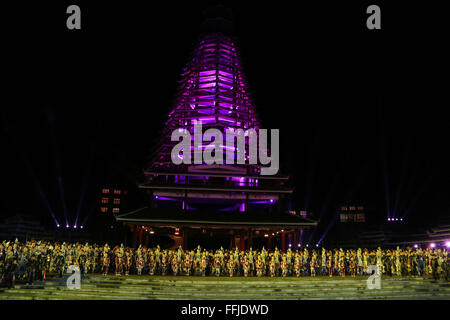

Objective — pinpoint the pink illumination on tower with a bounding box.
[150,33,260,171]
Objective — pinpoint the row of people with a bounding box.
[1,239,449,284]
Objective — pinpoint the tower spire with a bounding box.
[200,3,234,35]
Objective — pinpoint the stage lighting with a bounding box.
[57,224,60,228]
[80,226,84,229]
[414,244,418,249]
[298,244,301,247]
[288,244,292,248]
[316,244,319,247]
[269,199,274,203]
[264,234,269,237]
[430,243,436,248]
[400,218,403,221]
[306,244,309,247]
[445,241,450,248]
[66,224,69,228]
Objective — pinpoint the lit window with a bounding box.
[114,190,121,195]
[102,188,110,194]
[100,207,108,213]
[113,198,120,205]
[101,197,109,204]
[112,208,120,213]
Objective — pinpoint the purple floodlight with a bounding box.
[414,244,418,248]
[445,241,450,248]
[430,243,436,248]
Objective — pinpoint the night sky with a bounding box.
[2,1,449,233]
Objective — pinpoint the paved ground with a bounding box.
[1,274,449,300]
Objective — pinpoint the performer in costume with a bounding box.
[148,254,156,275]
[200,252,207,276]
[349,250,356,277]
[101,249,110,276]
[170,253,177,276]
[338,248,345,277]
[363,248,369,275]
[256,255,264,277]
[243,255,250,277]
[321,248,327,276]
[213,253,221,276]
[227,256,235,277]
[376,247,383,275]
[136,245,145,275]
[269,255,276,277]
[281,255,288,277]
[124,250,132,275]
[183,254,192,276]
[327,251,333,277]
[357,248,363,275]
[294,253,301,277]
[310,251,317,277]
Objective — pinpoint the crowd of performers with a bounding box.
[1,239,449,287]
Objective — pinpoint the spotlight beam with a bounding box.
[45,109,69,226]
[308,160,344,244]
[74,138,96,227]
[392,121,414,218]
[378,111,391,219]
[317,161,369,244]
[4,118,60,226]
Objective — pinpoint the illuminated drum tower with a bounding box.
[116,10,317,250]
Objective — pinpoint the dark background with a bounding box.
[1,1,449,240]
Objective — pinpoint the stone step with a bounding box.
[1,275,449,300]
[4,285,449,296]
[2,291,448,300]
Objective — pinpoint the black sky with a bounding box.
[2,1,449,231]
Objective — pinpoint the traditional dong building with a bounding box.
[116,14,317,250]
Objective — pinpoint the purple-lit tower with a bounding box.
[116,22,316,250]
